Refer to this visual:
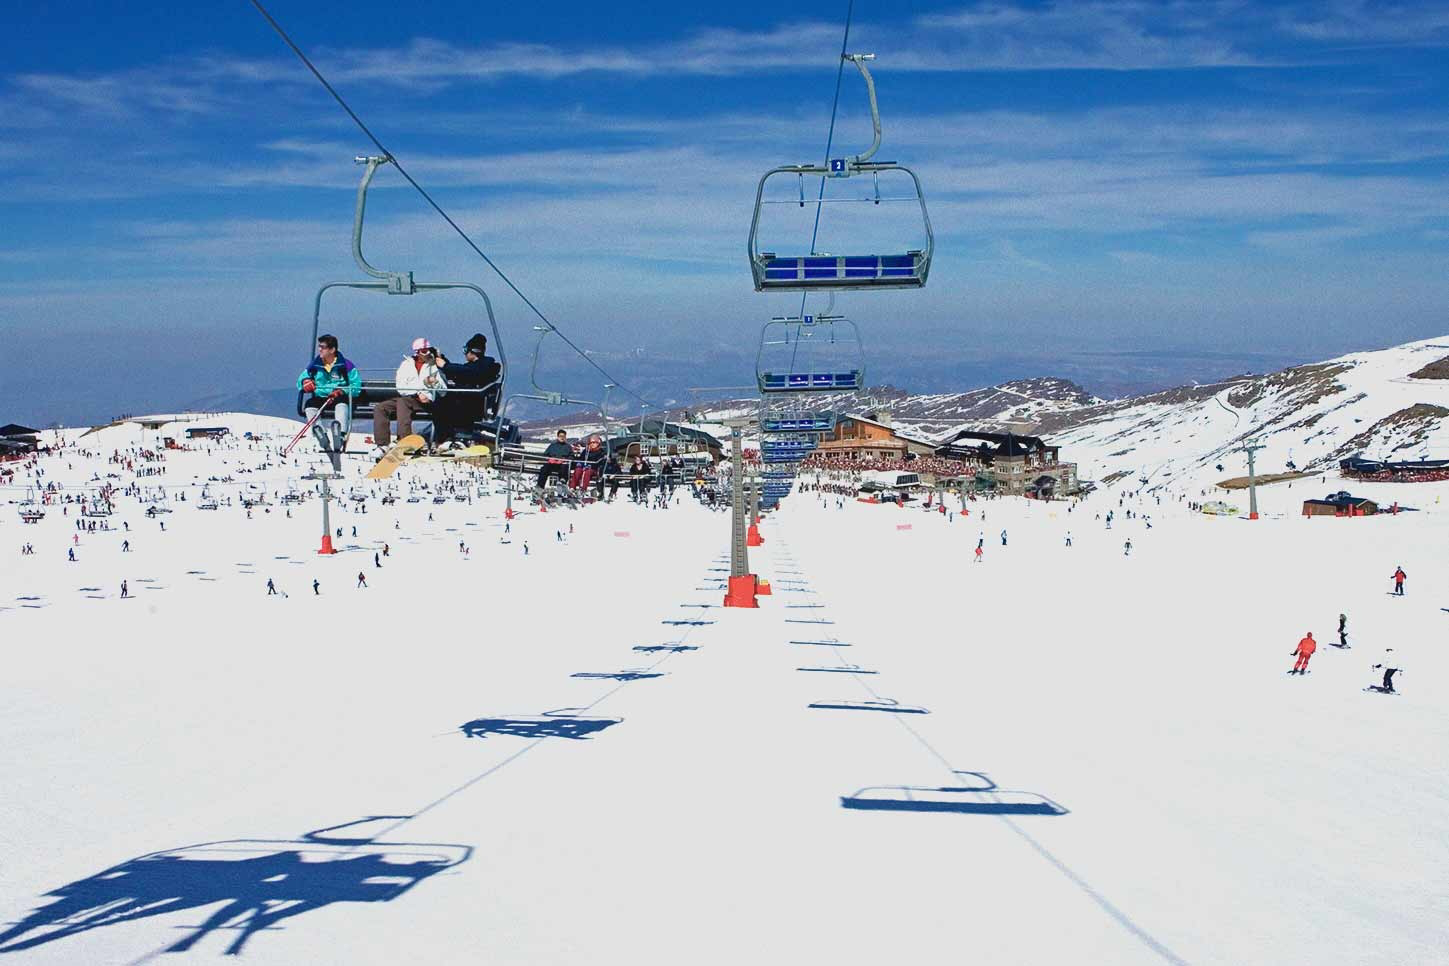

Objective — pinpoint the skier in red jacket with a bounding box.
[1290,632,1316,674]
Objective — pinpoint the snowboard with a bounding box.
[416,444,491,464]
[366,435,426,480]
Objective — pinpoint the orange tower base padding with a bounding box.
[746,523,764,547]
[318,533,338,555]
[724,574,758,608]
[756,578,772,596]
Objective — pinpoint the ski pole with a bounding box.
[283,394,338,456]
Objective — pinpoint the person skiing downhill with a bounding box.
[1290,632,1316,674]
[1369,650,1402,693]
[1390,566,1407,595]
[1337,613,1349,648]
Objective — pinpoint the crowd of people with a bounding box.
[532,429,700,505]
[799,452,977,478]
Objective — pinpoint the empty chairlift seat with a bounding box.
[759,371,863,392]
[758,251,926,290]
[760,412,837,434]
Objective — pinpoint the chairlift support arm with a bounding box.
[351,156,414,294]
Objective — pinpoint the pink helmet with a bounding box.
[411,337,432,354]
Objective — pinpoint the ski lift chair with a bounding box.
[756,314,865,395]
[748,55,933,292]
[309,156,508,451]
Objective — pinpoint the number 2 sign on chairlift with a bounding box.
[828,158,848,177]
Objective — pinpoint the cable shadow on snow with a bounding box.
[0,817,470,958]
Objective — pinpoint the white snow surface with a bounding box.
[2,380,1449,963]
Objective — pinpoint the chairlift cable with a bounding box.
[793,0,856,365]
[798,0,856,319]
[246,0,655,408]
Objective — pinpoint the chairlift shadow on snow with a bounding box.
[633,644,699,653]
[0,816,471,957]
[570,670,666,682]
[841,771,1068,816]
[459,708,622,740]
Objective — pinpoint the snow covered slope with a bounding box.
[1039,336,1449,494]
[2,366,1448,963]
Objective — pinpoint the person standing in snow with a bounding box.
[374,552,381,568]
[312,579,320,595]
[357,572,367,589]
[120,580,128,599]
[1000,529,1008,546]
[1064,532,1072,547]
[973,544,983,564]
[1337,613,1348,648]
[1390,566,1407,596]
[1123,538,1132,556]
[1290,632,1316,674]
[267,578,277,596]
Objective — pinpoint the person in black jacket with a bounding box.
[604,455,623,501]
[433,333,502,446]
[536,430,573,489]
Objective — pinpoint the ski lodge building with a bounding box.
[934,430,1080,497]
[0,424,41,456]
[810,415,1080,497]
[1302,491,1379,517]
[814,413,939,463]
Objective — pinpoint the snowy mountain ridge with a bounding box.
[669,336,1449,494]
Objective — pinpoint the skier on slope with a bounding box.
[1289,631,1316,675]
[1369,650,1402,694]
[1390,566,1407,596]
[1337,613,1349,648]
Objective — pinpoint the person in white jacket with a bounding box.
[373,337,447,449]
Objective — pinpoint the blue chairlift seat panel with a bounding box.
[758,252,926,290]
[761,412,836,434]
[760,371,862,393]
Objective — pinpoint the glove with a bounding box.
[302,379,316,393]
[328,389,343,400]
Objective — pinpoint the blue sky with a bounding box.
[5,0,1449,424]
